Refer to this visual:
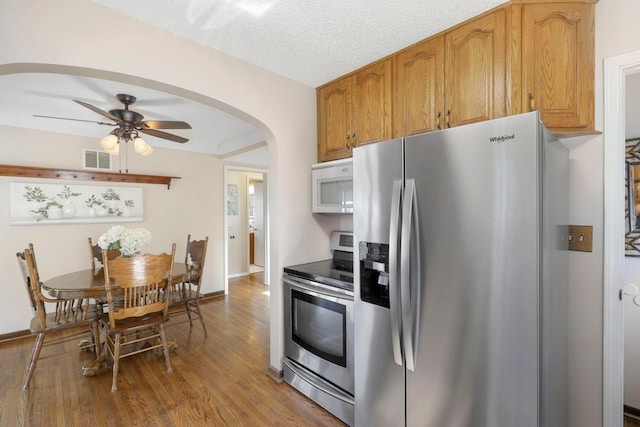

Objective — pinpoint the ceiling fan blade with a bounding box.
[73,100,123,123]
[141,120,192,130]
[33,114,115,126]
[139,128,189,143]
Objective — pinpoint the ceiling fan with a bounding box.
[34,93,192,145]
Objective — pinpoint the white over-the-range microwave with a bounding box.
[312,158,353,214]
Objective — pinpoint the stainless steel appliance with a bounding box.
[353,112,569,427]
[283,231,355,426]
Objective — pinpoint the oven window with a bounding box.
[291,289,347,367]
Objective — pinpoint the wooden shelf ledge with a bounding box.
[0,164,180,189]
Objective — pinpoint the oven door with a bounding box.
[283,273,354,395]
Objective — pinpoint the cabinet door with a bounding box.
[444,9,507,128]
[393,37,445,137]
[521,3,594,135]
[353,60,393,147]
[317,77,353,162]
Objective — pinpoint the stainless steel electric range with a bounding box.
[282,231,354,426]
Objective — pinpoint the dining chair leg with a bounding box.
[111,332,122,392]
[195,301,208,336]
[23,332,45,390]
[159,325,172,374]
[185,303,194,327]
[90,321,102,357]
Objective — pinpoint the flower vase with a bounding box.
[87,207,96,217]
[62,199,76,218]
[96,206,108,217]
[123,206,131,217]
[28,201,46,218]
[47,206,63,219]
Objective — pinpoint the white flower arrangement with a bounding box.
[97,225,151,256]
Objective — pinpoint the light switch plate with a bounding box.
[568,225,593,252]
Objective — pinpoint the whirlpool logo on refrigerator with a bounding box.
[489,134,515,143]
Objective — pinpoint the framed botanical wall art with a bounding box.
[227,184,238,216]
[10,182,143,225]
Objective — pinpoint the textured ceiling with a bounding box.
[93,0,508,87]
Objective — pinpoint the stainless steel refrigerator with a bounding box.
[352,111,568,427]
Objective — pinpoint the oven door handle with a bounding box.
[283,358,354,405]
[283,276,354,301]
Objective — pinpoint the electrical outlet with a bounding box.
[568,225,593,252]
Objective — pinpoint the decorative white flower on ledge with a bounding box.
[98,225,151,256]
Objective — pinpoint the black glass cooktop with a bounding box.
[284,259,353,292]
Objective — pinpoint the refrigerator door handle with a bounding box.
[388,179,403,367]
[401,178,421,372]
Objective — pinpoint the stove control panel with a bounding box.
[330,231,354,253]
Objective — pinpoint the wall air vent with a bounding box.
[83,149,112,171]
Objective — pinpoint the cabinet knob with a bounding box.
[437,112,442,130]
[528,93,536,112]
[446,109,452,128]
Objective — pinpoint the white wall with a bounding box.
[0,0,341,372]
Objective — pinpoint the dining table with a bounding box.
[42,262,188,299]
[42,262,188,376]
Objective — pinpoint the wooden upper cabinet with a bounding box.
[316,0,597,162]
[318,59,392,161]
[317,77,352,162]
[444,9,508,128]
[518,2,595,135]
[393,37,445,137]
[353,60,393,148]
[393,10,506,136]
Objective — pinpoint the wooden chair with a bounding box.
[101,244,176,392]
[16,244,102,390]
[167,235,209,336]
[89,237,120,270]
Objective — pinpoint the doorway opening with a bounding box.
[603,49,640,427]
[248,177,265,274]
[223,165,269,295]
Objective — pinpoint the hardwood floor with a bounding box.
[0,273,346,426]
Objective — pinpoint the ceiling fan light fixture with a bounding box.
[105,141,120,156]
[133,136,153,156]
[100,133,118,152]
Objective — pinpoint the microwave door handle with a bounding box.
[401,178,421,372]
[389,179,403,367]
